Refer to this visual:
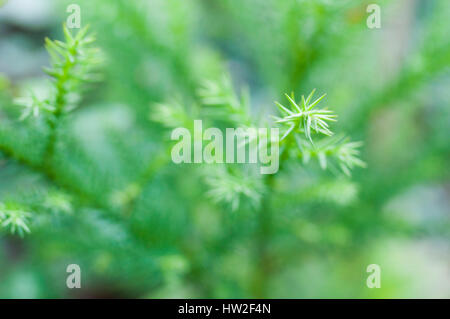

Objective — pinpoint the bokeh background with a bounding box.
[0,0,449,298]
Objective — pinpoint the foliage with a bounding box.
[15,25,101,121]
[0,203,31,237]
[0,0,448,299]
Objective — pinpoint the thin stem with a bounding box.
[42,46,76,167]
[251,173,276,298]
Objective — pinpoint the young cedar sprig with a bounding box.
[151,100,194,130]
[274,90,365,175]
[197,75,252,127]
[296,135,367,176]
[0,202,31,237]
[274,89,337,143]
[203,166,265,211]
[15,25,102,120]
[1,25,103,235]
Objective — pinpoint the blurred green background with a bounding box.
[0,0,449,298]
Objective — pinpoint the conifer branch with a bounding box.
[0,25,104,235]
